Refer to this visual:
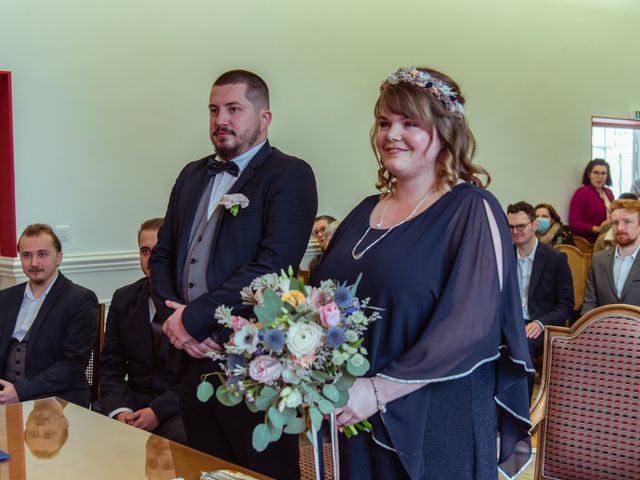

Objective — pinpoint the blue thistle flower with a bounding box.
[334,286,353,309]
[261,328,286,354]
[326,327,346,349]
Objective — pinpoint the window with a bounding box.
[592,116,640,198]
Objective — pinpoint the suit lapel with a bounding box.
[26,275,66,354]
[620,252,640,300]
[0,285,25,351]
[604,249,619,300]
[209,141,272,252]
[528,244,546,297]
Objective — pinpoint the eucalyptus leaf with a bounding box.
[268,422,283,442]
[283,417,306,434]
[322,384,340,402]
[252,424,271,452]
[309,407,323,431]
[268,406,286,429]
[335,373,356,391]
[255,387,279,411]
[310,371,329,383]
[346,355,370,377]
[334,389,349,408]
[196,381,214,403]
[317,398,335,415]
[246,399,259,413]
[254,289,283,326]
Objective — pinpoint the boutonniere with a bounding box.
[220,194,250,217]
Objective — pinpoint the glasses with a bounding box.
[591,171,608,177]
[508,222,531,232]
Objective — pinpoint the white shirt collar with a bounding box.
[615,242,640,261]
[223,140,266,171]
[25,272,59,301]
[517,238,538,261]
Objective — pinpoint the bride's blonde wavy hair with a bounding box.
[371,67,490,194]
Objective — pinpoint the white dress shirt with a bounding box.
[206,140,265,220]
[613,243,640,298]
[516,239,538,321]
[12,274,58,342]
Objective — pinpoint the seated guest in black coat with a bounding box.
[99,218,185,443]
[507,202,574,395]
[0,224,99,407]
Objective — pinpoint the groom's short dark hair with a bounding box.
[214,69,269,109]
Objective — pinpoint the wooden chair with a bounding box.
[529,304,640,479]
[86,303,106,404]
[299,440,334,480]
[555,244,591,317]
[572,235,594,255]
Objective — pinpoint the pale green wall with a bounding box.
[1,0,638,254]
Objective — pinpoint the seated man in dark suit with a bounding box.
[582,199,640,313]
[0,224,99,407]
[507,202,574,396]
[99,218,185,443]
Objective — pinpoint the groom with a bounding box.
[150,69,317,479]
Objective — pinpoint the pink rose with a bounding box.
[248,355,283,383]
[319,302,341,328]
[231,316,249,331]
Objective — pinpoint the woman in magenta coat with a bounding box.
[568,158,614,243]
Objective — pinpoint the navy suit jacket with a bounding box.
[0,273,99,406]
[99,277,182,421]
[526,242,574,327]
[150,141,318,341]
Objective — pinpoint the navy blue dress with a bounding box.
[313,183,533,480]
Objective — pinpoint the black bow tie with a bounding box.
[206,157,240,177]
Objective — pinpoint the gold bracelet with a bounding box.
[370,377,387,414]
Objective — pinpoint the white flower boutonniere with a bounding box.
[220,193,250,217]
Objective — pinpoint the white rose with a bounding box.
[286,322,323,358]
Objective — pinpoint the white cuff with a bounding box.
[533,320,545,331]
[108,407,133,418]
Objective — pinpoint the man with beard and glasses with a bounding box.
[150,69,317,479]
[582,199,640,313]
[0,224,98,407]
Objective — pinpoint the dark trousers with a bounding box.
[527,323,545,400]
[180,356,300,480]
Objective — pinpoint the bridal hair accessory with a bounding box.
[381,67,465,115]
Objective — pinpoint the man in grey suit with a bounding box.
[582,199,640,313]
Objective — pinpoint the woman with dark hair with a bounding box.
[568,159,614,243]
[313,67,532,479]
[534,203,574,246]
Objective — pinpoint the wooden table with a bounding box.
[0,398,270,479]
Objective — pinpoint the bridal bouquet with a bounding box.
[197,268,379,452]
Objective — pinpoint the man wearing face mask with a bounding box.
[507,202,574,396]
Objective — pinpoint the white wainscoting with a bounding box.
[0,240,321,303]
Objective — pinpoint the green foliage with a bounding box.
[346,354,370,377]
[254,289,284,326]
[216,385,243,407]
[254,386,279,411]
[268,406,286,429]
[334,389,349,408]
[317,398,335,415]
[322,384,340,402]
[196,381,214,403]
[335,373,356,391]
[309,407,323,431]
[283,417,306,434]
[252,424,271,452]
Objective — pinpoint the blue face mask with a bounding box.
[536,217,551,234]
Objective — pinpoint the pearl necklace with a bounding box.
[352,188,435,260]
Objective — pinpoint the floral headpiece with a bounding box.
[380,67,465,115]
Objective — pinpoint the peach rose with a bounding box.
[248,355,283,383]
